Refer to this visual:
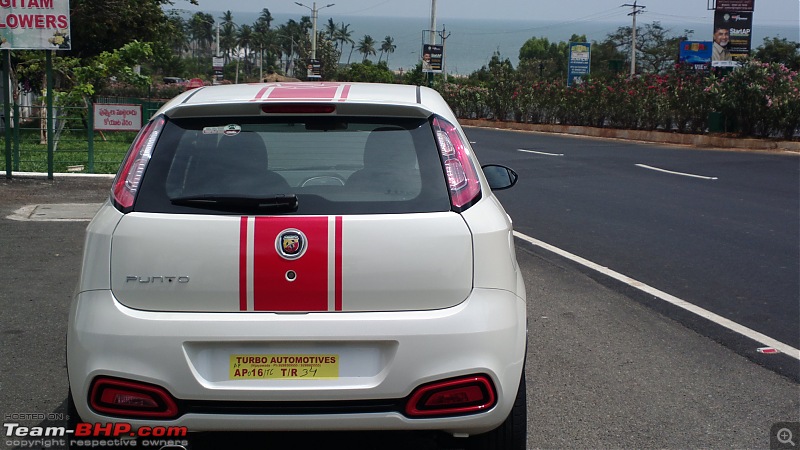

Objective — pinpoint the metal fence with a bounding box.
[1,97,164,178]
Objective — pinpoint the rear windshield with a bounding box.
[134,116,452,215]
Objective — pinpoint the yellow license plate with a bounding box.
[230,354,339,380]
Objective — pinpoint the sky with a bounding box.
[178,0,800,26]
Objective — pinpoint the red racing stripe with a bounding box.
[239,217,248,311]
[253,217,330,311]
[338,85,351,102]
[252,86,269,101]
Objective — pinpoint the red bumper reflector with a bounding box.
[405,375,497,417]
[89,377,179,419]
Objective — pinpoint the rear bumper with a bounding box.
[67,288,526,434]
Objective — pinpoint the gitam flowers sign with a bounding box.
[0,0,71,50]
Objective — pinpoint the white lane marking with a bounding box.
[636,164,718,180]
[518,149,564,156]
[514,231,800,361]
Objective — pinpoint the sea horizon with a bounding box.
[172,10,800,75]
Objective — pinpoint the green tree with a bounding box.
[325,18,338,42]
[335,23,355,65]
[485,52,516,120]
[151,11,189,76]
[188,12,215,57]
[754,37,800,70]
[379,36,396,64]
[337,60,394,83]
[258,8,274,30]
[252,10,277,76]
[219,12,238,64]
[518,35,582,80]
[604,22,691,74]
[238,24,254,75]
[67,0,186,59]
[590,39,627,78]
[357,35,377,62]
[402,62,426,86]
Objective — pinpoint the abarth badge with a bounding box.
[276,229,307,260]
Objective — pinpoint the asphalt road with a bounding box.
[0,136,798,450]
[465,127,800,370]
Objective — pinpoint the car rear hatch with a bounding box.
[110,212,472,312]
[108,86,481,313]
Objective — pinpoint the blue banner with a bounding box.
[567,42,591,86]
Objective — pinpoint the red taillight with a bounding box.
[405,375,497,417]
[261,103,336,114]
[112,116,165,211]
[433,116,481,211]
[89,377,179,419]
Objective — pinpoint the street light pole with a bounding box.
[295,2,335,60]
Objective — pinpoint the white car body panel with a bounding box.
[110,212,473,312]
[69,286,525,434]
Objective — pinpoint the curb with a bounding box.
[461,119,800,153]
[4,171,116,179]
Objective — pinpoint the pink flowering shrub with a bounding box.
[707,60,799,139]
[437,60,798,139]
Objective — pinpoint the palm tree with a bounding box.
[220,22,238,64]
[335,22,354,65]
[164,12,189,56]
[221,10,234,26]
[189,12,214,57]
[219,11,237,63]
[253,11,274,75]
[325,18,337,43]
[357,35,376,62]
[379,36,396,64]
[258,8,273,29]
[237,24,254,74]
[277,20,308,75]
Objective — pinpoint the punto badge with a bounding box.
[276,229,307,260]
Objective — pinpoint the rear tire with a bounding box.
[465,372,527,450]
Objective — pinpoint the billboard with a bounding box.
[679,41,712,70]
[306,59,322,79]
[567,42,591,86]
[0,0,71,50]
[712,10,753,67]
[715,0,755,11]
[421,44,443,73]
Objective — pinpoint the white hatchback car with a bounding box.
[68,82,527,448]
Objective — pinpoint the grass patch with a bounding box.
[1,127,135,174]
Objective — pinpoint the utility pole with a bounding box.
[429,0,437,46]
[295,2,335,60]
[622,1,645,77]
[438,24,451,81]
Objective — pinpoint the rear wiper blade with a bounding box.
[170,194,299,211]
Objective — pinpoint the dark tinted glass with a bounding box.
[135,116,452,215]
